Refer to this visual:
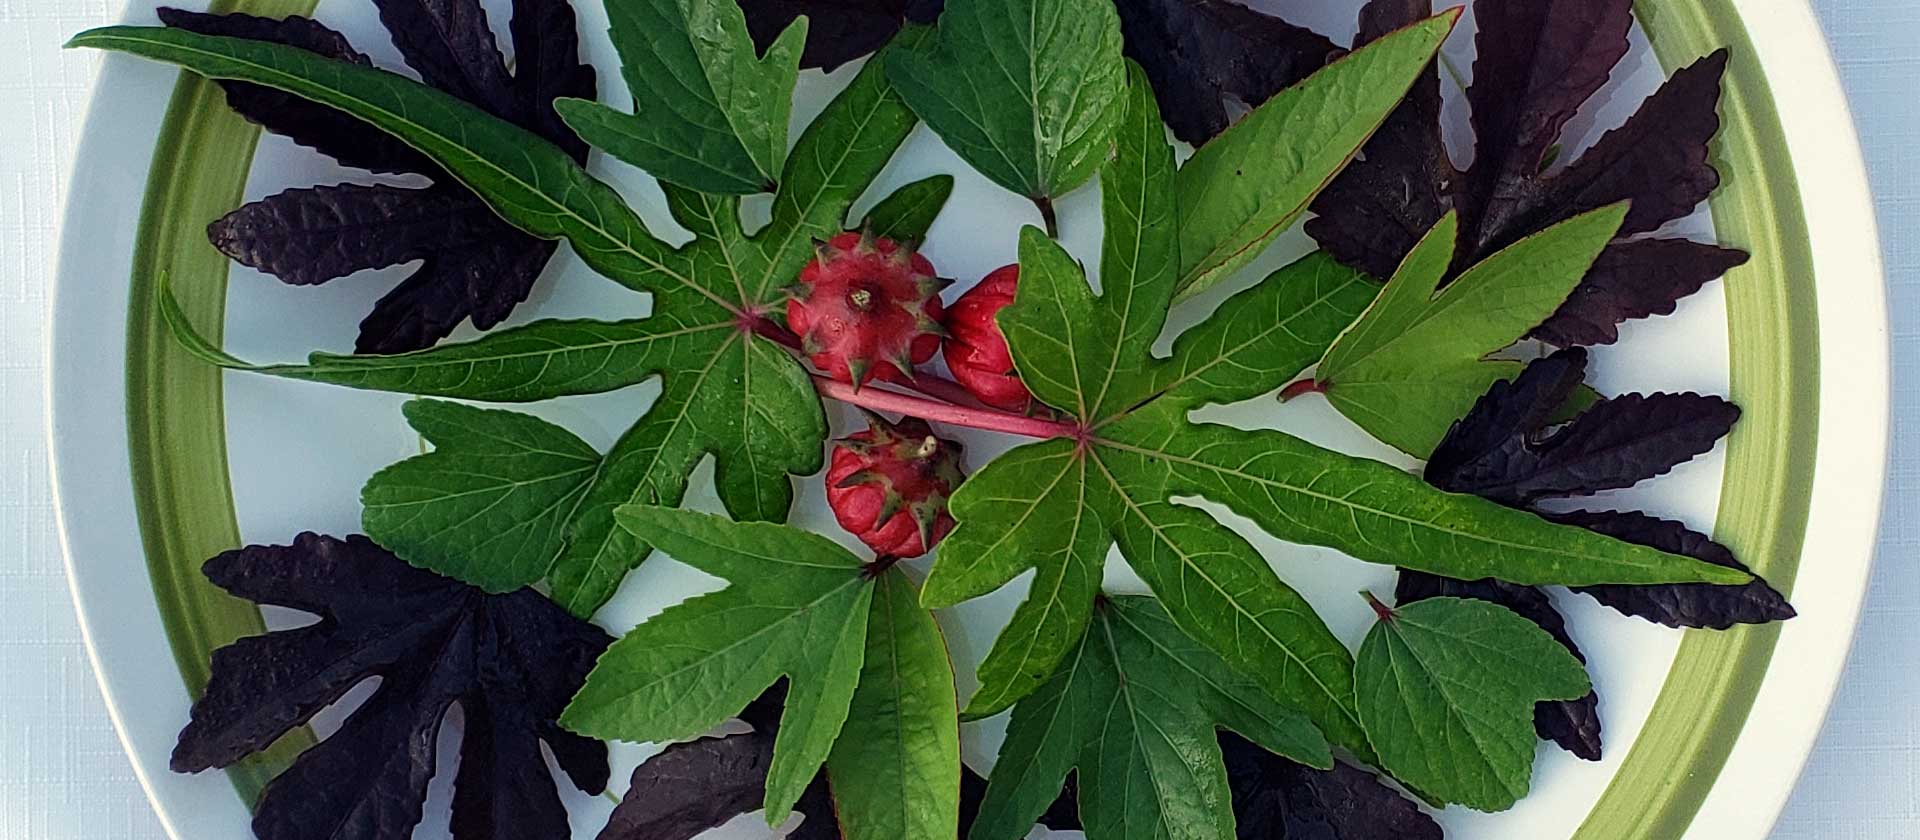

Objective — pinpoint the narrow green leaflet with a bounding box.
[969,596,1330,840]
[825,569,962,840]
[1174,10,1457,301]
[861,174,956,242]
[1317,207,1628,457]
[360,400,601,593]
[1354,595,1591,812]
[92,28,927,618]
[925,59,1748,753]
[556,0,804,194]
[886,0,1127,209]
[562,507,875,824]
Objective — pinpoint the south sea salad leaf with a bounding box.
[561,507,961,836]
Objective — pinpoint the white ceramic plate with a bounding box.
[49,1,1888,838]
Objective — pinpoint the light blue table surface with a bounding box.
[0,1,1910,837]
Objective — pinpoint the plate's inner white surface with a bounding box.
[212,1,1735,837]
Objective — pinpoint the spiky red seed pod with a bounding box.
[942,264,1032,412]
[786,231,948,388]
[825,413,965,558]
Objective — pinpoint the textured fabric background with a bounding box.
[0,1,1908,837]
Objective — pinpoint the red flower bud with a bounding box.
[941,264,1032,411]
[786,231,950,388]
[825,413,965,558]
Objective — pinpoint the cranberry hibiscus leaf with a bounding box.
[1311,207,1625,458]
[155,1,596,355]
[970,595,1332,840]
[926,56,1748,759]
[1353,595,1590,811]
[1306,0,1748,348]
[1114,0,1345,146]
[89,25,928,617]
[740,0,945,71]
[561,507,960,837]
[172,533,611,840]
[554,0,804,195]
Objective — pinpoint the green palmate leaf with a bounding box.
[825,569,962,840]
[925,57,1747,753]
[360,400,601,593]
[886,0,1128,209]
[970,596,1331,840]
[1354,595,1591,812]
[861,174,956,242]
[562,507,875,824]
[556,0,804,194]
[1174,10,1458,300]
[1318,206,1628,457]
[96,27,927,618]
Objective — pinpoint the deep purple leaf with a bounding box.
[156,8,435,174]
[1447,391,1740,504]
[173,533,610,840]
[373,0,516,116]
[596,729,776,840]
[1304,0,1457,281]
[1306,0,1745,348]
[168,0,595,353]
[1220,732,1441,839]
[1114,0,1345,145]
[1556,510,1797,629]
[1542,51,1732,239]
[1426,347,1590,490]
[1395,571,1602,760]
[509,0,600,157]
[1532,238,1751,347]
[739,0,944,71]
[208,184,504,286]
[354,218,555,354]
[1425,351,1740,505]
[1461,0,1633,252]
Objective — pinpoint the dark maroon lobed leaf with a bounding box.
[1460,0,1633,253]
[174,533,610,840]
[168,0,596,354]
[1425,349,1742,506]
[156,8,434,174]
[1536,51,1731,241]
[372,0,517,117]
[207,184,505,287]
[1306,0,1746,347]
[1113,0,1345,145]
[739,0,945,71]
[510,0,600,158]
[596,729,776,840]
[1395,571,1602,761]
[1531,239,1751,347]
[1304,0,1457,281]
[1555,510,1797,630]
[1220,732,1441,839]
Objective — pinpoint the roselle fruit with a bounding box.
[826,413,965,558]
[787,231,949,388]
[942,264,1033,412]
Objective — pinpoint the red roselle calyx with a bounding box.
[826,413,965,558]
[942,264,1033,412]
[786,231,950,389]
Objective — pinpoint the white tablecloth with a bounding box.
[0,1,1910,837]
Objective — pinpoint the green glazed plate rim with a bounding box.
[47,0,1890,838]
